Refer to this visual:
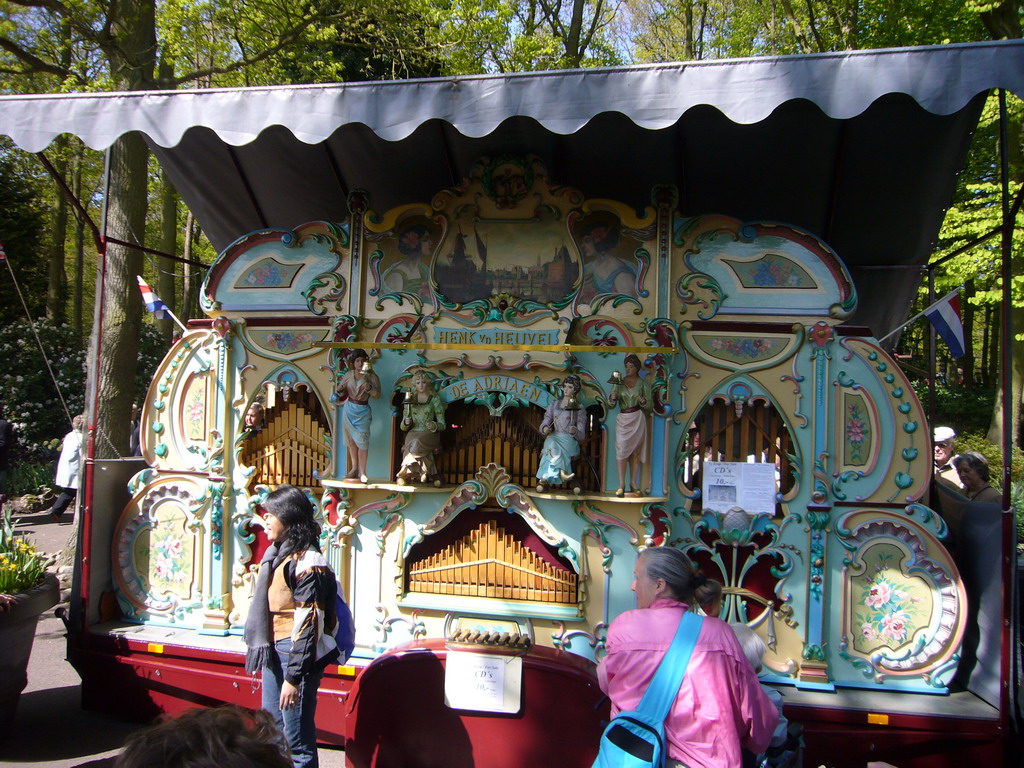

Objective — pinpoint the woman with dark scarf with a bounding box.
[244,485,340,768]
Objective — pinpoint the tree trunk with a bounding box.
[987,301,1024,450]
[981,303,992,388]
[45,137,69,323]
[981,8,1022,448]
[94,132,149,459]
[988,306,1001,393]
[182,210,196,322]
[158,170,178,345]
[961,279,975,386]
[565,0,585,65]
[89,0,157,458]
[72,147,86,339]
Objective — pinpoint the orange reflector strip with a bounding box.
[147,643,165,654]
[867,713,889,725]
[338,665,356,677]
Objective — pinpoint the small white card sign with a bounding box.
[701,461,777,516]
[444,651,523,714]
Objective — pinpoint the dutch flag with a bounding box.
[924,291,965,359]
[137,275,171,319]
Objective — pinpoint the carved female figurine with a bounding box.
[396,370,446,486]
[609,354,652,496]
[536,374,587,492]
[336,350,381,483]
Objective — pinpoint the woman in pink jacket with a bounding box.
[598,547,778,768]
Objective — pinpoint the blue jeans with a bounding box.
[262,638,322,768]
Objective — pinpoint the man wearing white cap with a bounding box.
[933,426,960,490]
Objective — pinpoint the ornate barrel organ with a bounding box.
[113,156,963,695]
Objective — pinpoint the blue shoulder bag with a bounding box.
[593,611,704,768]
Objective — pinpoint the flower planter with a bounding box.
[0,572,60,742]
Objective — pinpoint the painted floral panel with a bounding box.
[724,253,816,289]
[237,257,302,289]
[843,396,872,467]
[693,336,788,363]
[132,504,195,604]
[252,330,320,354]
[184,376,207,441]
[852,542,932,654]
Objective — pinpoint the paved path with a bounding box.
[0,509,344,767]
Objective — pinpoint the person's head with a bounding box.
[580,219,620,256]
[953,451,991,489]
[632,547,707,609]
[561,374,582,397]
[623,354,642,376]
[72,414,86,431]
[730,622,767,674]
[398,224,433,257]
[245,403,265,429]
[933,426,956,468]
[261,485,321,553]
[114,705,290,768]
[412,370,433,394]
[349,349,368,372]
[696,578,723,617]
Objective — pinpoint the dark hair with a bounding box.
[114,705,290,768]
[638,547,707,604]
[398,223,431,256]
[581,219,620,253]
[263,485,321,553]
[953,451,991,483]
[624,354,642,372]
[563,373,582,392]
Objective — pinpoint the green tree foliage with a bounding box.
[0,318,165,460]
[927,83,1024,445]
[0,141,49,327]
[430,0,622,73]
[0,318,87,460]
[155,0,448,85]
[620,0,988,62]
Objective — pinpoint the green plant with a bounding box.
[0,508,46,594]
[4,458,58,498]
[0,318,166,463]
[908,381,996,438]
[1012,479,1024,548]
[0,318,86,460]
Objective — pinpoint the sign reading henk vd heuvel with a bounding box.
[431,326,562,347]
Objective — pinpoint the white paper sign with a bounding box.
[444,651,523,714]
[701,461,777,516]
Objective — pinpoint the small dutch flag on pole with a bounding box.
[923,290,966,359]
[878,286,966,359]
[136,275,187,332]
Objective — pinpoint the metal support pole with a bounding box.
[928,268,937,429]
[75,147,112,638]
[996,88,1017,739]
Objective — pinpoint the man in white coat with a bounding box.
[49,414,84,523]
